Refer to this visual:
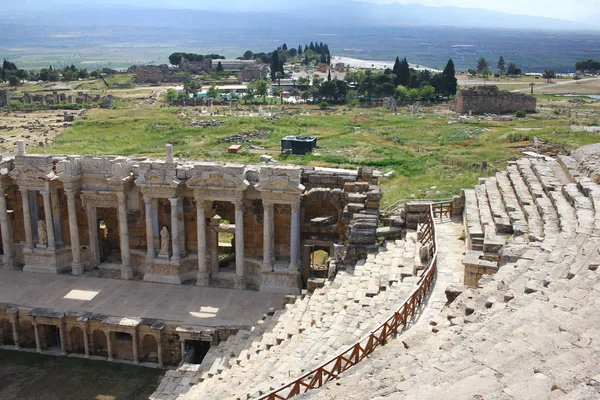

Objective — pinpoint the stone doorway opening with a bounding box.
[184,339,210,364]
[310,247,330,279]
[96,209,120,265]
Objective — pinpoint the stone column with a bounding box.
[33,321,41,353]
[196,198,209,286]
[180,338,185,360]
[233,199,246,290]
[263,201,274,270]
[83,325,90,358]
[289,200,301,271]
[86,203,99,267]
[144,196,154,260]
[66,190,83,275]
[132,331,139,365]
[59,324,67,355]
[116,192,132,279]
[210,218,219,277]
[105,330,113,361]
[50,190,63,246]
[10,314,19,349]
[41,190,56,250]
[156,335,164,367]
[20,189,33,250]
[0,186,15,269]
[169,198,180,261]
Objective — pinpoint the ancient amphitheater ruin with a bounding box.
[1,140,600,399]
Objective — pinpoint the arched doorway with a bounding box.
[69,326,85,354]
[91,329,108,357]
[140,334,158,362]
[0,318,14,346]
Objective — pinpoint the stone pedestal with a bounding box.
[260,261,301,295]
[23,247,73,274]
[143,255,198,284]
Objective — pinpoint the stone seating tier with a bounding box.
[150,232,427,400]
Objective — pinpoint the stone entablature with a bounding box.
[0,142,381,296]
[450,85,536,115]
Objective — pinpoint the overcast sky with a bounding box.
[367,0,597,21]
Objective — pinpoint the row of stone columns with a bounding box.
[27,322,163,367]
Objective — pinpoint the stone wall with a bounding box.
[179,58,212,74]
[238,65,270,82]
[450,85,536,114]
[0,89,11,107]
[128,65,170,84]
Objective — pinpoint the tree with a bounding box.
[392,57,401,86]
[327,70,331,81]
[320,80,339,100]
[297,76,310,90]
[168,53,184,66]
[376,82,397,98]
[3,60,17,71]
[300,90,311,103]
[543,69,556,83]
[78,69,89,79]
[255,79,269,103]
[440,58,457,97]
[398,57,410,87]
[165,88,178,102]
[419,85,436,101]
[497,56,505,75]
[270,51,279,81]
[216,61,224,73]
[62,69,74,82]
[476,58,490,76]
[244,85,256,104]
[506,62,521,76]
[298,45,303,56]
[8,75,20,88]
[207,84,220,99]
[396,85,408,102]
[242,50,254,60]
[312,74,324,88]
[16,69,28,81]
[282,43,288,51]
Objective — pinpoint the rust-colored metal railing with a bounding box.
[257,204,440,400]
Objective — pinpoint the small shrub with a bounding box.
[319,101,329,110]
[515,110,527,118]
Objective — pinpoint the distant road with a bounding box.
[511,76,600,92]
[333,56,440,72]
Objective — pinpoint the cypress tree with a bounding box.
[270,51,279,81]
[327,70,331,81]
[441,58,457,97]
[282,43,288,51]
[392,56,401,86]
[310,42,315,52]
[298,45,303,56]
[399,57,410,87]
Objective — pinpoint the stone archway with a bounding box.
[140,334,158,362]
[69,326,85,354]
[18,321,36,349]
[91,329,108,357]
[0,318,14,346]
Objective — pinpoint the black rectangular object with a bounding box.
[281,136,317,155]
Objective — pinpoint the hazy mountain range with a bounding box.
[2,0,595,30]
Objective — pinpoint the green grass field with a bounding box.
[40,100,600,206]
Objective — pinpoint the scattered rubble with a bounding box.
[218,130,269,144]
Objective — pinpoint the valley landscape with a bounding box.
[1,1,600,399]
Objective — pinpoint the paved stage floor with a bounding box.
[0,270,285,328]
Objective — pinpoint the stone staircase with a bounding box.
[151,232,427,400]
[301,151,600,400]
[462,153,600,287]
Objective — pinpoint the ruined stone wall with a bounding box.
[238,65,269,82]
[0,89,11,107]
[129,65,170,84]
[450,85,536,114]
[179,59,212,74]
